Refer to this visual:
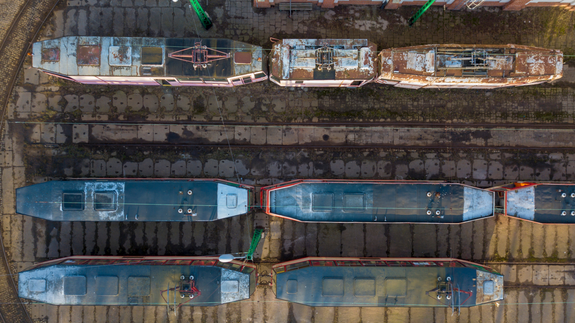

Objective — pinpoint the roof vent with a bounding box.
[315,46,334,71]
[168,42,230,70]
[483,280,494,295]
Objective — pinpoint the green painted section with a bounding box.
[246,228,263,261]
[408,0,436,27]
[189,0,213,30]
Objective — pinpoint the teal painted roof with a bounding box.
[17,179,252,221]
[265,180,494,223]
[273,258,503,307]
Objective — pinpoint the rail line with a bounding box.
[13,119,575,129]
[0,0,61,321]
[69,142,575,151]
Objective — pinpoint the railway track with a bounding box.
[17,121,575,151]
[0,0,61,321]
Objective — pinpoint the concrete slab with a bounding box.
[250,127,266,145]
[153,124,169,142]
[204,159,219,177]
[266,126,283,145]
[138,158,154,177]
[31,93,47,113]
[154,159,171,177]
[549,265,565,285]
[95,96,111,113]
[500,264,517,284]
[107,158,122,176]
[79,94,95,113]
[113,91,127,113]
[160,93,174,111]
[361,160,376,178]
[441,160,456,178]
[345,161,360,178]
[219,160,235,178]
[72,124,89,143]
[533,265,549,285]
[91,160,106,176]
[144,94,159,111]
[457,160,471,179]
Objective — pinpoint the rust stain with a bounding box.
[77,45,101,66]
[269,39,377,82]
[41,48,60,62]
[111,45,130,64]
[376,44,563,89]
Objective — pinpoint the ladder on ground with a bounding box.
[408,0,436,27]
[246,228,264,261]
[189,0,213,30]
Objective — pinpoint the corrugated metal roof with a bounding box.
[263,180,494,223]
[19,256,256,306]
[272,257,503,307]
[16,179,253,221]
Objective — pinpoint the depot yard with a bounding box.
[2,0,575,322]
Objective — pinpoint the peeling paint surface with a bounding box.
[475,270,504,305]
[220,268,250,304]
[270,39,377,87]
[31,37,266,86]
[18,257,256,306]
[462,186,494,221]
[506,186,535,221]
[16,179,254,221]
[377,44,563,89]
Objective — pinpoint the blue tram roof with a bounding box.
[263,180,494,223]
[19,256,256,306]
[493,182,575,223]
[272,257,503,307]
[16,179,253,221]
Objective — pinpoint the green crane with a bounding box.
[189,0,213,30]
[408,0,436,27]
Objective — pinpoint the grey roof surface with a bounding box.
[16,179,252,221]
[266,181,493,223]
[19,257,256,306]
[273,258,503,307]
[506,184,575,223]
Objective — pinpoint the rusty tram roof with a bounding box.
[272,257,503,307]
[32,37,265,84]
[269,39,377,83]
[376,44,563,89]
